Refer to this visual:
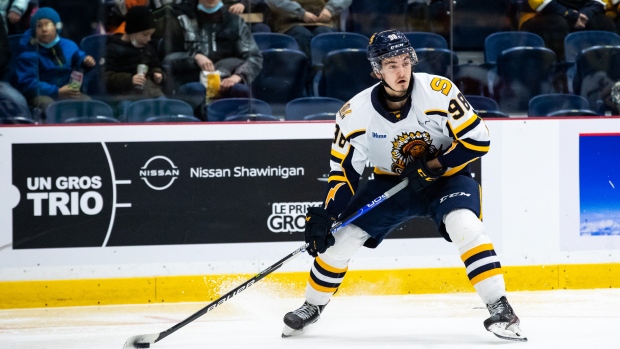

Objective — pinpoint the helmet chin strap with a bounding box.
[379,74,414,102]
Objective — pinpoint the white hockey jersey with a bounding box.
[324,73,490,216]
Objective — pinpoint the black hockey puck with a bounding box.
[134,342,150,348]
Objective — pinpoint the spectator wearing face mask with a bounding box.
[13,7,96,116]
[163,0,263,107]
[102,6,165,102]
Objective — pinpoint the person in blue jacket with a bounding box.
[13,7,96,116]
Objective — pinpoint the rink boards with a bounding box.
[0,119,619,308]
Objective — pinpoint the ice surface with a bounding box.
[1,289,619,348]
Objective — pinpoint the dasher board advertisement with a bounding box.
[11,137,470,249]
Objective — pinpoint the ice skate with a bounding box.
[484,296,527,342]
[281,301,326,337]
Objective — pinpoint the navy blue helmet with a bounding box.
[367,29,417,73]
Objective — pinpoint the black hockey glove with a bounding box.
[304,207,336,257]
[400,152,446,191]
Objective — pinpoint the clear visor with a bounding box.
[370,47,418,72]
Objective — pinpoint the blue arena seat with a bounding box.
[574,45,620,114]
[252,32,299,51]
[0,116,36,124]
[124,99,195,122]
[251,49,308,116]
[475,110,510,118]
[63,115,121,124]
[224,113,280,122]
[145,115,201,122]
[563,31,620,93]
[484,31,545,65]
[45,100,115,124]
[494,47,557,113]
[80,34,111,65]
[466,95,500,111]
[528,93,599,117]
[285,97,344,121]
[403,32,448,49]
[310,32,369,69]
[465,95,509,118]
[206,98,273,122]
[304,112,337,120]
[318,48,376,101]
[414,48,458,77]
[564,31,620,64]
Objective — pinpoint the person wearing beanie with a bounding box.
[107,0,149,34]
[12,7,96,118]
[102,6,165,105]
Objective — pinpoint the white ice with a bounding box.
[1,288,619,349]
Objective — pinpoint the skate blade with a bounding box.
[282,324,303,338]
[488,322,528,342]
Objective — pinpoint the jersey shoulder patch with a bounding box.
[338,102,352,119]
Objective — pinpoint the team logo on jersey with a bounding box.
[339,103,352,119]
[390,131,438,174]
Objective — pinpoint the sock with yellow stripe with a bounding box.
[305,224,369,306]
[444,209,506,304]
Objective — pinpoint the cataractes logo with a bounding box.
[390,131,438,174]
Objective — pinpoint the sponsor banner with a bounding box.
[12,140,481,249]
[579,134,620,237]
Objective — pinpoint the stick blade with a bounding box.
[123,333,159,348]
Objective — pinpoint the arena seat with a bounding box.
[224,113,280,122]
[528,93,599,117]
[317,48,376,101]
[310,32,369,69]
[563,31,620,93]
[414,48,458,77]
[251,49,308,116]
[45,100,115,124]
[403,32,448,49]
[252,32,299,51]
[124,99,194,122]
[494,47,557,113]
[206,98,273,122]
[285,97,344,121]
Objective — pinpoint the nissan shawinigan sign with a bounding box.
[11,140,329,249]
[12,139,469,249]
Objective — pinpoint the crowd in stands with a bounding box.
[2,0,620,124]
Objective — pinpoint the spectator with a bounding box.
[0,14,27,108]
[520,0,616,60]
[224,0,272,32]
[163,0,263,118]
[265,0,352,58]
[0,0,28,32]
[13,7,96,116]
[103,6,165,104]
[37,0,102,45]
[103,0,149,34]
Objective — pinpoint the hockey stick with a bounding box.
[123,178,409,348]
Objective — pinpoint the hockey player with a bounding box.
[282,29,527,342]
